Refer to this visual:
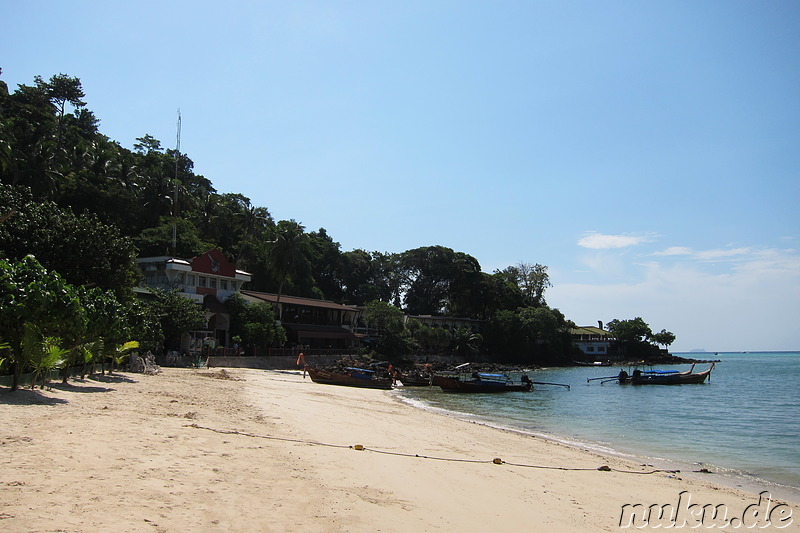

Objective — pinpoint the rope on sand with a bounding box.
[185,424,680,476]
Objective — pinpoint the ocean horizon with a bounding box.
[398,351,800,501]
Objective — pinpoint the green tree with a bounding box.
[649,329,676,350]
[400,246,481,316]
[451,327,482,357]
[37,73,85,139]
[226,294,286,355]
[339,249,380,305]
[479,271,525,319]
[486,306,573,365]
[408,321,451,354]
[499,262,551,307]
[307,228,343,301]
[147,290,207,353]
[22,323,69,389]
[241,302,286,355]
[606,317,661,359]
[364,300,415,360]
[0,185,139,298]
[0,256,84,390]
[606,317,652,345]
[266,220,311,315]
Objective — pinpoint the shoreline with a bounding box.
[2,367,798,532]
[393,385,800,505]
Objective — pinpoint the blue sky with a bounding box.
[3,1,799,351]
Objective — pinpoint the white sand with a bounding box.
[1,368,797,532]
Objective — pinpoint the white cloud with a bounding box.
[694,247,752,262]
[577,232,653,250]
[652,246,693,256]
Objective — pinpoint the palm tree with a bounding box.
[22,323,68,390]
[267,220,309,321]
[451,327,482,358]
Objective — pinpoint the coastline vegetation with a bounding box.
[0,72,677,382]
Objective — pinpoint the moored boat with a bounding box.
[433,373,533,393]
[630,363,714,385]
[396,372,433,387]
[305,366,394,390]
[588,363,715,385]
[573,359,612,366]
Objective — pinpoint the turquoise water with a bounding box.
[399,352,800,494]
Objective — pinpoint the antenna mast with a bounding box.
[172,109,181,256]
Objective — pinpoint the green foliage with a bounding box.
[649,329,676,348]
[135,217,215,258]
[338,249,381,305]
[400,246,482,316]
[0,341,8,373]
[22,322,69,389]
[0,185,140,297]
[146,289,207,352]
[450,327,482,357]
[606,317,652,345]
[0,71,678,365]
[264,219,312,298]
[606,317,673,358]
[0,256,85,388]
[486,306,573,365]
[365,300,416,360]
[225,294,286,354]
[408,320,452,353]
[498,263,552,307]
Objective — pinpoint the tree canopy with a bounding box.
[0,71,679,366]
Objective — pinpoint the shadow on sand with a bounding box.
[0,387,70,406]
[88,373,138,384]
[0,373,138,404]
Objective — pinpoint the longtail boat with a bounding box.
[305,366,393,390]
[588,363,715,385]
[396,372,433,387]
[433,373,533,393]
[630,363,714,385]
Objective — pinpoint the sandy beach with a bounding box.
[1,367,797,532]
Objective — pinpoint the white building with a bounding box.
[137,249,251,349]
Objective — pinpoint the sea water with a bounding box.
[398,352,800,498]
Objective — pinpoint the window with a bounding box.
[210,278,217,289]
[220,280,228,291]
[188,274,196,286]
[198,276,207,288]
[231,281,237,291]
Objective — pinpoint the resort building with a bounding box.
[136,249,251,350]
[239,291,364,353]
[570,323,616,359]
[407,314,484,333]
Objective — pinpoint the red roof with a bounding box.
[191,250,235,277]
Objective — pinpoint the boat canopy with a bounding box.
[346,367,375,374]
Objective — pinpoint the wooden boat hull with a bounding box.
[630,371,711,385]
[432,375,532,393]
[629,363,714,385]
[306,367,393,390]
[397,373,432,387]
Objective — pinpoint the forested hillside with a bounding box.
[0,72,590,364]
